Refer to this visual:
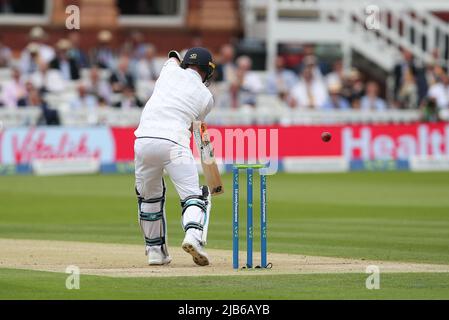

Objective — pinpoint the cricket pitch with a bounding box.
[1,239,449,278]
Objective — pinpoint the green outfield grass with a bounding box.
[1,172,449,299]
[1,269,449,300]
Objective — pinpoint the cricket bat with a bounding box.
[192,121,224,196]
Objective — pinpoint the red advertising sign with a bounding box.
[1,123,448,165]
[111,123,449,162]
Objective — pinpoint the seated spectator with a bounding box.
[49,39,80,81]
[295,43,327,75]
[98,96,108,108]
[266,56,298,101]
[229,55,263,108]
[91,30,115,69]
[424,49,446,87]
[30,61,66,93]
[123,30,147,61]
[360,81,387,111]
[341,68,365,109]
[20,27,55,73]
[134,44,159,81]
[397,68,418,109]
[0,35,12,67]
[424,60,444,89]
[84,66,112,103]
[289,62,328,109]
[71,83,98,109]
[215,44,236,83]
[427,73,449,109]
[68,32,89,68]
[18,84,60,125]
[1,66,26,108]
[16,81,33,107]
[321,83,351,110]
[297,54,324,81]
[113,85,143,109]
[110,55,135,93]
[326,59,344,86]
[21,42,42,74]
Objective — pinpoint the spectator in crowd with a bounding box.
[0,35,12,67]
[123,30,147,60]
[393,49,427,103]
[98,96,108,108]
[113,85,143,109]
[321,82,351,110]
[21,42,41,74]
[296,44,329,75]
[17,82,40,107]
[68,32,89,68]
[30,61,66,93]
[14,81,31,106]
[84,66,112,104]
[1,66,26,108]
[424,60,444,89]
[229,55,263,108]
[134,44,159,81]
[289,61,328,109]
[298,55,324,82]
[266,55,298,101]
[49,39,80,81]
[110,55,135,93]
[70,83,98,109]
[394,50,416,91]
[18,83,60,125]
[91,30,115,69]
[341,68,365,109]
[326,59,344,86]
[427,73,449,109]
[20,27,55,73]
[215,44,236,82]
[360,81,387,111]
[397,68,418,109]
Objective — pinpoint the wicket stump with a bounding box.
[232,164,268,269]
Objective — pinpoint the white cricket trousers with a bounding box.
[134,137,205,253]
[134,137,201,200]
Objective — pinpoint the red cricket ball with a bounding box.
[321,132,332,142]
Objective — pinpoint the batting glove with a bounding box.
[168,50,182,62]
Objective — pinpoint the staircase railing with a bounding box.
[245,0,449,71]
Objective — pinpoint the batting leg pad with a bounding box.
[180,186,211,244]
[137,184,169,256]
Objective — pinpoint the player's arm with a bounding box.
[192,121,223,196]
[160,50,182,75]
[197,96,214,122]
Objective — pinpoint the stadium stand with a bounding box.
[1,0,449,128]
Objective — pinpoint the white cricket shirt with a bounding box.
[134,58,214,147]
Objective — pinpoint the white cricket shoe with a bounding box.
[147,246,172,266]
[182,232,210,266]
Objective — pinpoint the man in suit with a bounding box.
[110,55,135,93]
[49,39,80,81]
[214,44,236,83]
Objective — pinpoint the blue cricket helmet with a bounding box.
[181,47,216,84]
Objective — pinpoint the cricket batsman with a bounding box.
[134,47,215,266]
